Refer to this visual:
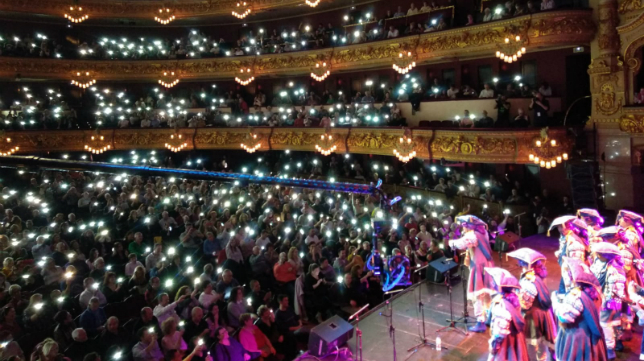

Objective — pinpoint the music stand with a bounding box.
[431,257,466,335]
[496,231,521,267]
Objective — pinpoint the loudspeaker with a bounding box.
[308,315,354,356]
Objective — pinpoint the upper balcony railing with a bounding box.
[0,10,595,81]
[0,125,573,165]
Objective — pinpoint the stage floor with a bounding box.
[297,234,643,361]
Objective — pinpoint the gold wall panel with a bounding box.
[0,10,595,81]
[0,127,572,164]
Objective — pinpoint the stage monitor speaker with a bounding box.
[426,256,459,284]
[495,231,521,252]
[308,315,354,357]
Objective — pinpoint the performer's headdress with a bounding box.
[484,267,520,292]
[616,210,644,229]
[590,242,621,257]
[507,248,546,266]
[577,208,604,226]
[455,215,488,230]
[548,215,587,236]
[596,226,626,243]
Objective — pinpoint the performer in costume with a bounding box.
[616,210,644,255]
[551,216,589,293]
[485,267,529,361]
[577,208,604,240]
[552,258,607,361]
[449,215,495,333]
[589,242,627,359]
[507,248,557,361]
[599,226,643,343]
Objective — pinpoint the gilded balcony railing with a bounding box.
[0,126,573,164]
[0,10,595,81]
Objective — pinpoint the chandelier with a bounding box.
[528,128,568,169]
[315,132,337,156]
[392,51,416,74]
[232,2,251,19]
[305,0,321,7]
[71,72,97,89]
[310,62,331,82]
[158,71,180,88]
[64,5,89,23]
[393,129,416,162]
[495,34,526,63]
[240,131,262,153]
[165,131,188,152]
[155,8,176,25]
[0,137,19,156]
[235,68,255,86]
[84,133,111,154]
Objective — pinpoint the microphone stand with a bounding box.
[453,254,476,328]
[380,289,402,361]
[349,304,369,361]
[406,264,440,361]
[436,257,468,336]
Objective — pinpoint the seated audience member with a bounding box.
[238,313,276,359]
[79,297,107,337]
[132,327,164,361]
[479,83,495,98]
[512,108,531,127]
[477,110,495,127]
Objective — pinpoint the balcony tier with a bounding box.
[0,10,595,81]
[0,126,572,164]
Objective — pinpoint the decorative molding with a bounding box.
[0,10,595,81]
[618,0,644,13]
[619,114,644,133]
[0,127,572,164]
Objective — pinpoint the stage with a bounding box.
[297,234,643,361]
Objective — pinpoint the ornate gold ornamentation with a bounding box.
[619,0,644,13]
[0,11,595,81]
[431,135,516,155]
[0,127,571,164]
[346,132,399,150]
[194,131,247,147]
[271,131,320,147]
[528,17,596,37]
[595,83,622,115]
[619,114,644,133]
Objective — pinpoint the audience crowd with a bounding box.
[0,79,555,131]
[0,148,573,361]
[0,0,578,61]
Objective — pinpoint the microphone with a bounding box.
[413,263,431,273]
[349,304,370,320]
[384,289,404,295]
